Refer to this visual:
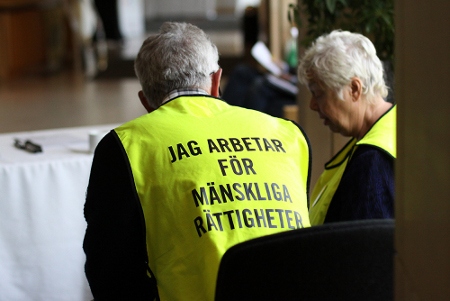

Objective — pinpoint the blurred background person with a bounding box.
[222,6,298,118]
[94,0,123,43]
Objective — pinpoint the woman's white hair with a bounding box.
[134,22,220,108]
[298,30,388,101]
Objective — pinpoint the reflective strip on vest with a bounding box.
[114,95,311,300]
[309,105,397,226]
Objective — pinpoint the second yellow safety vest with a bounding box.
[309,105,396,225]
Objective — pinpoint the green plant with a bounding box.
[288,0,394,63]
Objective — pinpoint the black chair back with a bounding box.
[215,219,394,301]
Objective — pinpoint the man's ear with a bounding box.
[210,68,222,97]
[138,90,155,113]
[350,77,363,102]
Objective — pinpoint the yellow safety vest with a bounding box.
[115,95,311,300]
[309,105,396,226]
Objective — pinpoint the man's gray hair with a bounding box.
[134,22,220,108]
[298,30,388,101]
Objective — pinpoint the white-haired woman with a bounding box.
[298,30,396,226]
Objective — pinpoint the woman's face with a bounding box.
[308,79,356,137]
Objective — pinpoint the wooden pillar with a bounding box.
[0,0,66,80]
[395,0,450,300]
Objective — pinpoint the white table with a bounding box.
[0,124,117,301]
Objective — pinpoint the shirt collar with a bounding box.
[162,89,209,105]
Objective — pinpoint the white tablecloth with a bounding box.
[0,124,117,301]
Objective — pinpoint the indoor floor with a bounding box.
[0,16,243,134]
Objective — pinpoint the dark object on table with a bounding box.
[14,139,43,153]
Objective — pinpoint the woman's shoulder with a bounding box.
[347,145,394,180]
[352,144,394,163]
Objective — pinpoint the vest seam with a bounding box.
[162,94,225,106]
[325,138,356,170]
[292,119,313,208]
[111,130,159,293]
[361,104,396,137]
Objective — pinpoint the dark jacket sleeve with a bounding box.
[324,145,395,223]
[83,131,157,300]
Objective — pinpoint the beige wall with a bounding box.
[395,0,450,300]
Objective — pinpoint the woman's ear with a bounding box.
[350,77,363,102]
[138,90,155,113]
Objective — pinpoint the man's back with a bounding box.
[83,21,312,301]
[114,95,311,300]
